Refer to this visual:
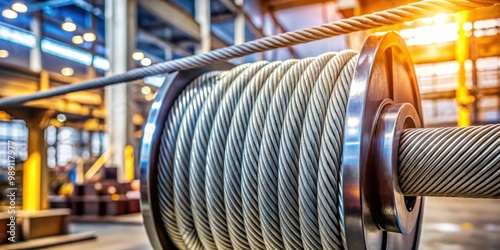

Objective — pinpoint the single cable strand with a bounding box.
[0,0,495,106]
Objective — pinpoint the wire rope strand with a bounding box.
[205,62,269,249]
[275,53,337,250]
[317,54,357,250]
[157,73,214,250]
[257,55,331,250]
[240,60,299,250]
[296,52,353,250]
[188,64,250,250]
[223,61,283,250]
[398,124,500,198]
[0,0,496,106]
[173,72,220,249]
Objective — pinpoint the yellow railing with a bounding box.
[84,147,114,181]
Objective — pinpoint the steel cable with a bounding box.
[205,61,269,250]
[297,51,356,250]
[158,73,218,250]
[240,60,298,250]
[173,72,220,250]
[188,64,250,250]
[223,61,282,250]
[158,51,359,250]
[257,54,323,250]
[0,0,497,107]
[398,124,500,198]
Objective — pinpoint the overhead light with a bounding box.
[132,51,144,60]
[2,9,18,19]
[57,114,67,122]
[141,86,151,95]
[434,14,448,25]
[61,67,74,76]
[41,39,93,65]
[72,35,84,44]
[463,22,472,32]
[0,50,8,58]
[145,93,155,101]
[11,2,28,13]
[419,17,433,25]
[140,58,152,66]
[62,19,77,32]
[83,32,96,42]
[0,24,37,48]
[93,56,110,71]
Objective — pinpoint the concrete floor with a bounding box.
[420,197,500,250]
[43,197,500,250]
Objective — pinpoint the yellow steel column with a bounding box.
[455,11,473,127]
[23,123,48,211]
[124,145,134,182]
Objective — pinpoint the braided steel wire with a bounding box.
[223,61,282,250]
[156,49,499,250]
[240,60,298,250]
[275,56,318,250]
[205,61,269,250]
[297,51,357,250]
[157,73,217,250]
[316,53,357,250]
[189,64,250,250]
[173,73,219,249]
[0,0,496,107]
[398,124,500,198]
[158,51,358,250]
[257,55,322,250]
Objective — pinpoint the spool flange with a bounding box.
[342,32,424,250]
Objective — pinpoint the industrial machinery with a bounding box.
[139,32,499,250]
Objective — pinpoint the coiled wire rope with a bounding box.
[158,51,359,250]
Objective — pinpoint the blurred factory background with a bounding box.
[0,0,498,249]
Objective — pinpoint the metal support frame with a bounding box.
[138,0,227,49]
[233,0,246,63]
[195,0,212,54]
[104,0,137,183]
[261,0,299,59]
[29,12,42,73]
[23,110,52,211]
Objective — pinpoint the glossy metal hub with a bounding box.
[342,32,424,250]
[374,102,422,234]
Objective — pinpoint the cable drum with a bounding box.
[157,51,359,250]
